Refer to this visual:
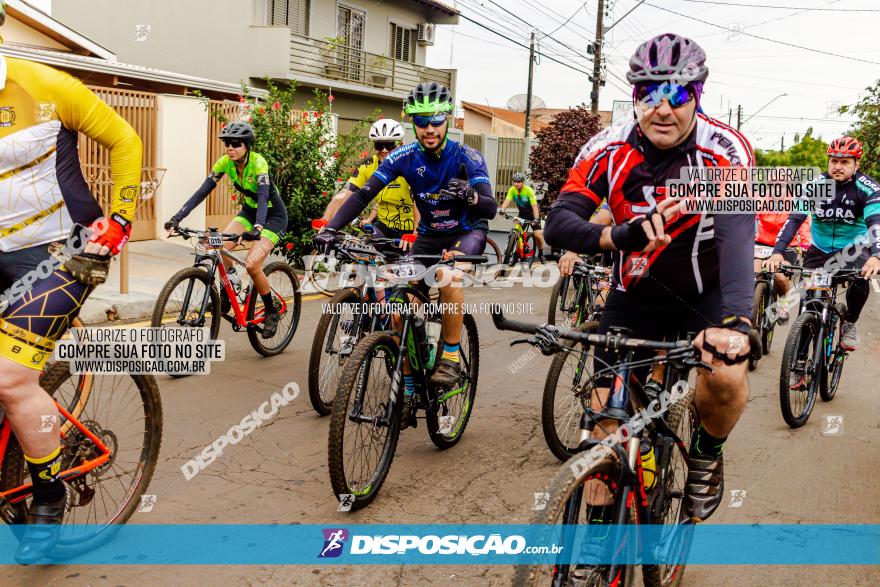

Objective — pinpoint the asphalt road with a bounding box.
[4,277,880,586]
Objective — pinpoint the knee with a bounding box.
[0,362,39,404]
[701,365,749,403]
[243,257,262,275]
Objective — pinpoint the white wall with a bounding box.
[155,95,209,243]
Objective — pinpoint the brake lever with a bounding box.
[510,337,534,347]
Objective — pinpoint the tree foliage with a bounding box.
[841,79,880,179]
[201,80,372,265]
[754,128,828,169]
[528,104,603,206]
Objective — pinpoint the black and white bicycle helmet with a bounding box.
[369,119,405,142]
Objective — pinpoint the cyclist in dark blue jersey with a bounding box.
[767,136,880,350]
[317,82,497,391]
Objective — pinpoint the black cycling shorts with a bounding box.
[0,242,92,369]
[412,229,488,256]
[593,287,721,385]
[232,204,288,245]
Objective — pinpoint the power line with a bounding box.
[605,0,646,33]
[545,1,589,36]
[678,0,879,10]
[642,2,880,65]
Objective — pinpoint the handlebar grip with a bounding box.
[490,307,537,334]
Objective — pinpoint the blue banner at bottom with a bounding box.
[0,524,878,565]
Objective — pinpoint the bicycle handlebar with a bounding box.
[170,226,241,241]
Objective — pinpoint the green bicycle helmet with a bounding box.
[404,82,454,115]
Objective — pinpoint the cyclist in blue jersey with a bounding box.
[767,136,880,350]
[315,82,496,391]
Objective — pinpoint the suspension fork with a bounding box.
[181,256,217,324]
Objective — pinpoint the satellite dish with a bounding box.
[506,94,546,112]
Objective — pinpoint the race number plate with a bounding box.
[810,272,832,288]
[208,233,223,247]
[754,246,773,260]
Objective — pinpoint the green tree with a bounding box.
[202,80,372,265]
[841,79,880,178]
[755,128,828,169]
[528,104,603,206]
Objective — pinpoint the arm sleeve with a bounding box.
[772,212,808,254]
[470,181,497,219]
[174,176,219,222]
[543,151,608,253]
[714,211,757,319]
[328,174,388,230]
[53,68,143,221]
[252,156,272,227]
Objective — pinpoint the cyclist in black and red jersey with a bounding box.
[545,33,755,523]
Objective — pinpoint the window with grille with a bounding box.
[266,0,309,36]
[390,23,414,63]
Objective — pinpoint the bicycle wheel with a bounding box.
[512,453,636,587]
[328,331,402,510]
[308,288,363,416]
[152,266,221,339]
[820,315,845,402]
[0,362,162,558]
[427,313,479,449]
[779,312,821,428]
[642,387,697,587]
[484,236,503,265]
[305,248,346,296]
[749,282,768,371]
[501,234,518,276]
[247,261,301,356]
[549,275,590,328]
[541,322,599,461]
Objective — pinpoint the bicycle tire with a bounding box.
[501,233,518,276]
[247,261,301,356]
[511,454,636,587]
[426,313,479,449]
[749,282,768,372]
[779,312,820,428]
[151,267,220,378]
[541,322,599,462]
[0,362,163,558]
[642,387,697,587]
[327,331,402,510]
[308,288,363,416]
[820,315,845,402]
[305,248,343,297]
[484,236,503,265]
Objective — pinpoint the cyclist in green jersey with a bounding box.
[164,122,288,338]
[501,172,545,258]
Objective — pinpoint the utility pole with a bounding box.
[590,0,605,114]
[728,108,732,126]
[523,29,536,172]
[780,134,785,152]
[736,105,742,131]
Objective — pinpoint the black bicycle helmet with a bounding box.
[627,33,708,84]
[219,121,255,147]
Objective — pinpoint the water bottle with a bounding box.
[426,320,442,370]
[640,438,657,490]
[227,266,242,295]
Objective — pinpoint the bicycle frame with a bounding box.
[0,400,112,508]
[797,279,848,376]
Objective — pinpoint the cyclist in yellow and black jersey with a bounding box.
[0,1,143,562]
[321,119,417,244]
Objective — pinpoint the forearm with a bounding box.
[470,182,497,219]
[772,212,807,254]
[866,215,880,255]
[364,206,378,223]
[544,194,603,254]
[413,205,421,231]
[174,177,217,221]
[532,204,541,219]
[715,213,756,319]
[328,176,385,230]
[322,189,352,221]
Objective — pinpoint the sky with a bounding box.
[425,0,880,151]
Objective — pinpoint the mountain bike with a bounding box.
[493,308,717,587]
[152,226,300,360]
[499,211,542,276]
[0,320,163,560]
[327,247,486,510]
[548,258,612,328]
[308,223,403,415]
[751,246,805,371]
[778,266,863,428]
[305,221,382,296]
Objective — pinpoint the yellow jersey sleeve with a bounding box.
[44,65,143,221]
[348,155,378,190]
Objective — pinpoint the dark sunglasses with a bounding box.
[223,139,244,148]
[636,83,694,109]
[412,113,448,128]
[374,141,397,152]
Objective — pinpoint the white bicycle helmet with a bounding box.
[369,119,405,142]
